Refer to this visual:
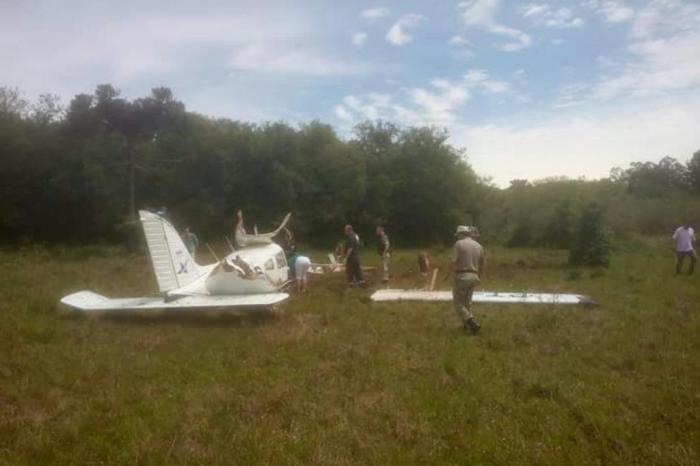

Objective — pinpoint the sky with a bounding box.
[2,0,700,186]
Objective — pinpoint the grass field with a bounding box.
[1,239,699,465]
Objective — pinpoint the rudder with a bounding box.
[139,210,205,293]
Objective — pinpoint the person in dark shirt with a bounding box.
[344,224,365,286]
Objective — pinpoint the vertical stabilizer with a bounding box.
[139,210,205,293]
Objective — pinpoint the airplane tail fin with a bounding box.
[139,210,205,293]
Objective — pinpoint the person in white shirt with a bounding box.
[672,222,697,275]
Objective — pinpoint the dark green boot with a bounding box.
[465,318,481,335]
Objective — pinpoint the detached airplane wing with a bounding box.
[61,290,289,312]
[371,289,596,306]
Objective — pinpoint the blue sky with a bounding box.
[2,0,700,185]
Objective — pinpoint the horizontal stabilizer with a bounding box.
[60,290,289,312]
[371,289,595,306]
[236,212,292,247]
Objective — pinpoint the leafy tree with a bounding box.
[353,121,399,230]
[387,126,480,244]
[0,86,29,117]
[618,156,689,197]
[569,203,610,267]
[508,221,533,247]
[2,83,697,248]
[31,94,64,124]
[541,201,573,249]
[688,150,700,192]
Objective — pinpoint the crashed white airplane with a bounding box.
[61,210,292,312]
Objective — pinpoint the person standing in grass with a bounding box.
[344,224,365,287]
[448,225,484,334]
[418,251,431,276]
[376,225,391,283]
[673,222,697,275]
[183,226,199,260]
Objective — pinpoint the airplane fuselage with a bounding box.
[169,243,289,297]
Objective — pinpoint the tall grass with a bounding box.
[1,240,698,465]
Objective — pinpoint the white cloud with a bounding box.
[593,38,700,100]
[585,0,635,23]
[352,32,367,46]
[342,93,393,120]
[464,69,510,93]
[0,10,374,99]
[337,81,700,188]
[448,36,475,58]
[448,35,471,46]
[521,4,584,28]
[595,55,620,69]
[360,7,390,21]
[522,3,549,17]
[630,0,698,40]
[334,69,512,127]
[458,0,532,51]
[590,0,700,100]
[334,104,353,122]
[386,14,425,45]
[452,96,700,186]
[408,79,471,124]
[334,85,461,128]
[229,44,371,76]
[555,82,590,108]
[552,1,700,106]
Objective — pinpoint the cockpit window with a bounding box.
[265,258,275,271]
[275,251,286,269]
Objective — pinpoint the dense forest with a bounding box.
[1,85,698,248]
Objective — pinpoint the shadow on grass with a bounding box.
[61,308,278,328]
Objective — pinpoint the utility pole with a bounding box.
[127,138,136,222]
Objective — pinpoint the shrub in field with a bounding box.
[541,201,572,249]
[507,221,533,247]
[689,150,700,192]
[569,203,610,267]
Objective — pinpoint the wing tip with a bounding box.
[578,296,599,307]
[60,290,109,310]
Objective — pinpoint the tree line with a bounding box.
[1,85,698,252]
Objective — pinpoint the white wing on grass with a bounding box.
[61,290,289,311]
[371,289,596,306]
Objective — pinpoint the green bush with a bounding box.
[507,221,533,247]
[569,203,610,267]
[541,201,572,249]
